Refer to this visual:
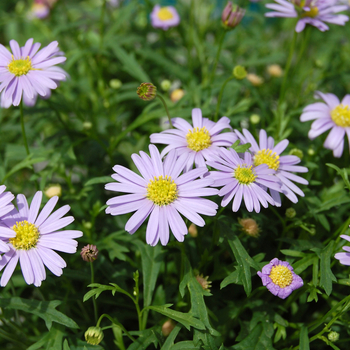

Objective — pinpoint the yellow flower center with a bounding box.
[331,104,350,127]
[10,220,40,250]
[8,56,33,76]
[186,127,212,152]
[147,175,178,206]
[254,149,280,171]
[157,7,174,21]
[234,165,257,185]
[269,265,293,288]
[302,6,319,18]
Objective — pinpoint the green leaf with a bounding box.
[326,163,350,191]
[161,324,182,350]
[171,341,201,350]
[299,326,310,350]
[133,240,164,308]
[312,241,337,295]
[231,140,252,153]
[293,254,317,275]
[84,176,112,187]
[99,230,130,262]
[280,249,306,258]
[220,269,240,289]
[0,297,78,331]
[146,305,205,331]
[63,339,71,350]
[127,328,158,350]
[83,283,132,302]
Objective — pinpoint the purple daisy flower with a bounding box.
[105,144,218,246]
[206,148,282,213]
[0,38,66,106]
[235,129,308,206]
[265,0,349,32]
[335,234,350,265]
[300,91,350,157]
[150,108,237,172]
[257,258,303,299]
[0,191,82,287]
[150,5,180,30]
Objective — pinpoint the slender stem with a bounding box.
[90,261,98,324]
[214,76,234,122]
[19,101,30,156]
[99,0,107,50]
[10,279,20,325]
[156,95,173,128]
[208,30,226,89]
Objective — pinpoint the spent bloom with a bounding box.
[246,73,264,86]
[238,218,260,237]
[222,2,245,29]
[300,91,350,157]
[265,0,349,32]
[81,244,99,262]
[334,233,350,265]
[235,129,308,205]
[0,38,67,106]
[206,148,282,213]
[257,258,303,299]
[150,5,180,30]
[105,145,218,246]
[0,191,82,287]
[196,274,212,292]
[267,64,283,77]
[150,108,237,172]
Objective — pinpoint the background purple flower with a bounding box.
[150,5,180,30]
[257,258,303,299]
[300,91,350,157]
[335,234,350,265]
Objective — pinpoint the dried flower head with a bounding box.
[196,274,212,292]
[267,64,283,77]
[85,327,104,345]
[247,73,264,86]
[162,319,176,337]
[137,83,157,101]
[44,184,62,198]
[222,2,245,30]
[170,88,185,102]
[188,223,198,238]
[81,244,99,262]
[238,218,260,237]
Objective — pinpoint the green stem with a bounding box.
[10,279,20,325]
[99,0,107,50]
[208,30,226,89]
[19,101,30,156]
[90,261,98,324]
[156,95,173,128]
[214,76,234,122]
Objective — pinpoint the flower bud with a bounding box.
[188,223,198,237]
[289,148,304,160]
[85,327,104,345]
[222,2,245,30]
[137,83,157,101]
[81,244,99,262]
[44,184,62,198]
[196,274,212,292]
[247,73,264,86]
[160,79,171,91]
[267,64,283,77]
[170,88,185,103]
[239,218,260,237]
[285,208,296,219]
[233,65,247,80]
[328,331,339,342]
[83,121,92,130]
[250,114,260,125]
[110,79,122,89]
[162,319,176,337]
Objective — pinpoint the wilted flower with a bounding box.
[233,65,247,80]
[0,191,82,287]
[81,244,99,262]
[196,274,212,292]
[170,88,184,102]
[44,184,62,198]
[150,108,237,172]
[0,38,67,106]
[150,5,180,30]
[247,73,264,86]
[162,319,175,337]
[105,145,218,246]
[267,64,283,77]
[137,82,157,101]
[257,258,303,299]
[85,327,104,345]
[300,91,350,157]
[188,223,198,237]
[265,0,349,32]
[222,2,245,29]
[238,218,260,237]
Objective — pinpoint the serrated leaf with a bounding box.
[84,176,112,187]
[220,269,240,289]
[146,305,205,331]
[171,341,201,350]
[0,297,78,331]
[127,328,158,350]
[231,141,252,153]
[83,283,132,302]
[299,326,310,350]
[312,241,337,295]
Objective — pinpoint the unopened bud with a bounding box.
[250,114,260,125]
[188,223,198,237]
[328,331,339,342]
[83,121,93,130]
[81,244,99,262]
[160,79,171,91]
[307,148,315,156]
[222,2,245,30]
[289,148,304,160]
[196,274,212,292]
[285,208,296,219]
[85,327,104,345]
[110,79,122,89]
[44,184,62,198]
[233,65,247,80]
[247,73,264,86]
[162,319,175,337]
[137,83,157,101]
[238,218,260,237]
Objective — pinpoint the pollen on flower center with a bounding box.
[147,175,178,206]
[8,56,33,76]
[157,7,174,21]
[269,265,293,288]
[254,149,280,171]
[186,127,212,152]
[302,6,319,18]
[234,165,257,185]
[331,104,350,127]
[10,220,40,250]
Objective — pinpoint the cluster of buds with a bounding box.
[222,2,245,30]
[137,83,157,101]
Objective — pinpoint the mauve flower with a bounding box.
[235,129,308,205]
[257,258,303,299]
[335,234,350,265]
[105,145,218,246]
[150,108,237,172]
[300,91,350,157]
[150,5,180,30]
[0,191,82,287]
[0,38,66,106]
[222,2,245,29]
[265,0,349,32]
